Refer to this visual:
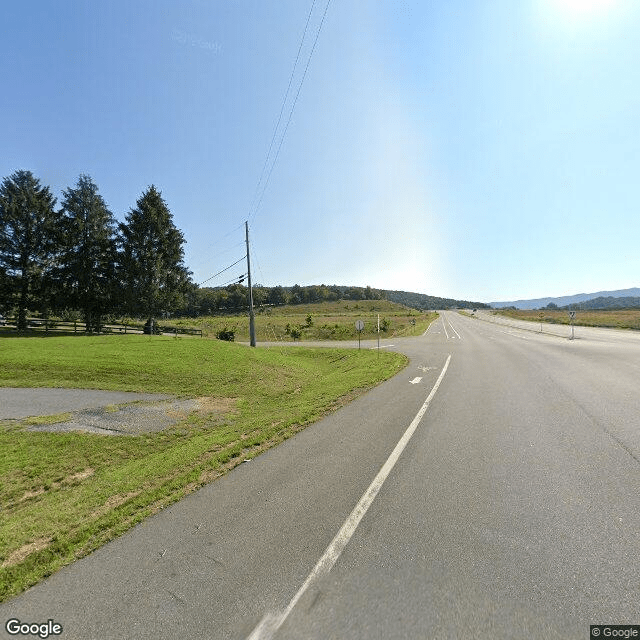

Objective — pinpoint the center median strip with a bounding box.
[248,353,452,640]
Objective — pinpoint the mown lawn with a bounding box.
[0,335,407,602]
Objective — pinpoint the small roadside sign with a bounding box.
[355,319,364,350]
[568,311,576,340]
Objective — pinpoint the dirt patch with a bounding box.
[91,491,141,519]
[193,396,238,416]
[16,468,95,506]
[2,538,51,568]
[66,468,94,483]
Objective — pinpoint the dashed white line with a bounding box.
[248,354,453,640]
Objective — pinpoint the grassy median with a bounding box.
[493,308,640,330]
[0,335,407,602]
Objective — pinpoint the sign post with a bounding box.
[355,319,364,350]
[569,311,576,340]
[539,311,544,333]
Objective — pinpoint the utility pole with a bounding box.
[245,221,256,347]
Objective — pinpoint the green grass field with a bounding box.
[493,308,640,330]
[175,300,437,341]
[0,334,408,602]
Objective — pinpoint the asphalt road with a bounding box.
[2,311,639,639]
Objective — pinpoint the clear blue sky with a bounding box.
[2,0,638,303]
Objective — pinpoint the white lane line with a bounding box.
[248,354,452,640]
[448,322,461,340]
[442,318,450,340]
[410,377,422,384]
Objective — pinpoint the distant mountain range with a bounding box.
[490,287,640,310]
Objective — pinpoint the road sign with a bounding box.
[568,311,576,340]
[355,320,365,350]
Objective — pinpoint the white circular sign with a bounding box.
[355,320,365,331]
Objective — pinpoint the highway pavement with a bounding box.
[2,311,639,639]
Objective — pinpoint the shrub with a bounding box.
[216,327,235,341]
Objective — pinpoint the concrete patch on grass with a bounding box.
[24,397,237,436]
[27,399,200,435]
[0,388,173,419]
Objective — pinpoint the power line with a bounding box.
[219,273,247,287]
[190,221,246,272]
[198,256,246,286]
[247,0,317,220]
[190,239,246,274]
[248,0,332,224]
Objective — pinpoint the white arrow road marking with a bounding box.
[410,377,423,384]
[248,354,452,640]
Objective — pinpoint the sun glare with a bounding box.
[554,0,618,17]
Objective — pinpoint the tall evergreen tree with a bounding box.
[118,185,192,325]
[0,170,58,329]
[59,174,117,332]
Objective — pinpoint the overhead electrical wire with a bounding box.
[248,0,332,224]
[198,255,246,287]
[197,0,331,290]
[247,0,317,220]
[190,239,246,275]
[219,273,247,287]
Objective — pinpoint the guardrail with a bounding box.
[0,317,203,337]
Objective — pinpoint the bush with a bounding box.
[216,327,235,341]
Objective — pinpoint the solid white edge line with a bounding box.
[248,354,452,640]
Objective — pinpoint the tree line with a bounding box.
[185,284,386,315]
[0,170,192,331]
[1,169,488,330]
[184,284,489,315]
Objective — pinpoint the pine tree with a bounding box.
[118,185,192,325]
[59,175,117,332]
[0,170,58,329]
